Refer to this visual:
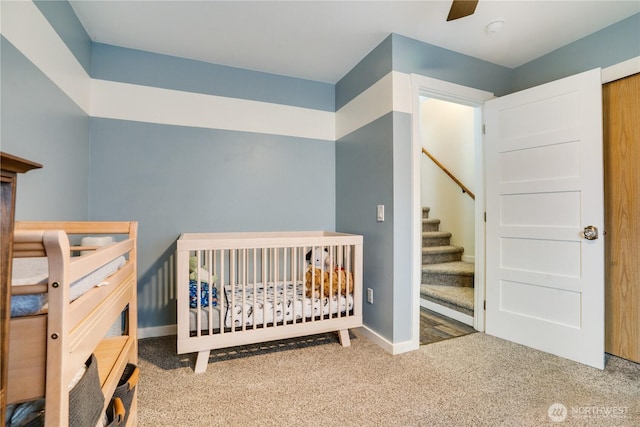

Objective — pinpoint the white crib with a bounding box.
[176,231,363,373]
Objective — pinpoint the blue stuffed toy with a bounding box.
[189,280,218,308]
[189,256,218,308]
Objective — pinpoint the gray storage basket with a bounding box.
[106,363,139,426]
[69,354,105,427]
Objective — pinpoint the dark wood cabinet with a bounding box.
[1,152,42,422]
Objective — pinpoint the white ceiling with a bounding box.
[70,1,640,83]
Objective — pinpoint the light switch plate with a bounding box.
[377,205,384,222]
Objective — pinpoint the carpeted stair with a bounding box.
[420,207,474,317]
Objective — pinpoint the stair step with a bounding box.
[421,284,474,317]
[422,218,440,232]
[421,261,474,287]
[422,231,452,247]
[422,207,430,218]
[422,245,463,264]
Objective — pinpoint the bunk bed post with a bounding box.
[126,222,139,425]
[42,230,71,426]
[127,222,138,365]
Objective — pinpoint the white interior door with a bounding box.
[484,68,605,369]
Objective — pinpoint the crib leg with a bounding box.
[194,350,211,374]
[337,329,351,347]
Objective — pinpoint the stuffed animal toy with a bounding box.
[189,256,217,282]
[330,267,354,296]
[303,247,355,298]
[304,247,331,298]
[189,256,218,308]
[304,267,329,298]
[306,267,355,298]
[305,247,330,269]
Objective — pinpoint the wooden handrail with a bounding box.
[422,147,475,200]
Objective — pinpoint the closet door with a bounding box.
[603,72,640,363]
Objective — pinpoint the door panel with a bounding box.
[485,68,605,369]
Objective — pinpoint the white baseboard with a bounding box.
[355,326,419,355]
[138,324,177,339]
[139,324,421,356]
[420,299,474,326]
[461,255,475,263]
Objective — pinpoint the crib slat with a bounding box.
[312,246,317,323]
[283,247,287,326]
[231,249,236,332]
[219,249,225,335]
[252,248,257,331]
[272,248,277,328]
[194,251,201,337]
[240,249,244,331]
[207,250,213,336]
[293,246,298,323]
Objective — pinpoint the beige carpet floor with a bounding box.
[137,331,639,426]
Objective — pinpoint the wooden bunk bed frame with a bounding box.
[6,221,138,426]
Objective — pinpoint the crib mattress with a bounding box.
[10,256,126,317]
[189,282,354,331]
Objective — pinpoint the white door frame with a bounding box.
[410,74,494,345]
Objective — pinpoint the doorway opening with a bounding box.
[410,75,494,348]
[419,97,476,330]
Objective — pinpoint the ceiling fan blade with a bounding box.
[447,0,479,21]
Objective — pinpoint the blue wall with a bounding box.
[392,34,513,97]
[335,35,393,110]
[33,0,92,74]
[336,113,395,338]
[1,35,90,221]
[89,45,337,330]
[90,117,335,328]
[91,43,334,111]
[512,13,640,92]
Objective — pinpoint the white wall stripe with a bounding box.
[91,79,335,141]
[393,72,412,114]
[335,72,393,140]
[335,71,413,141]
[1,0,91,113]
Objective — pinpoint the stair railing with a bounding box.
[421,147,475,200]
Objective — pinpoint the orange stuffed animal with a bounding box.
[303,247,354,298]
[329,267,354,296]
[304,267,329,298]
[305,266,354,298]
